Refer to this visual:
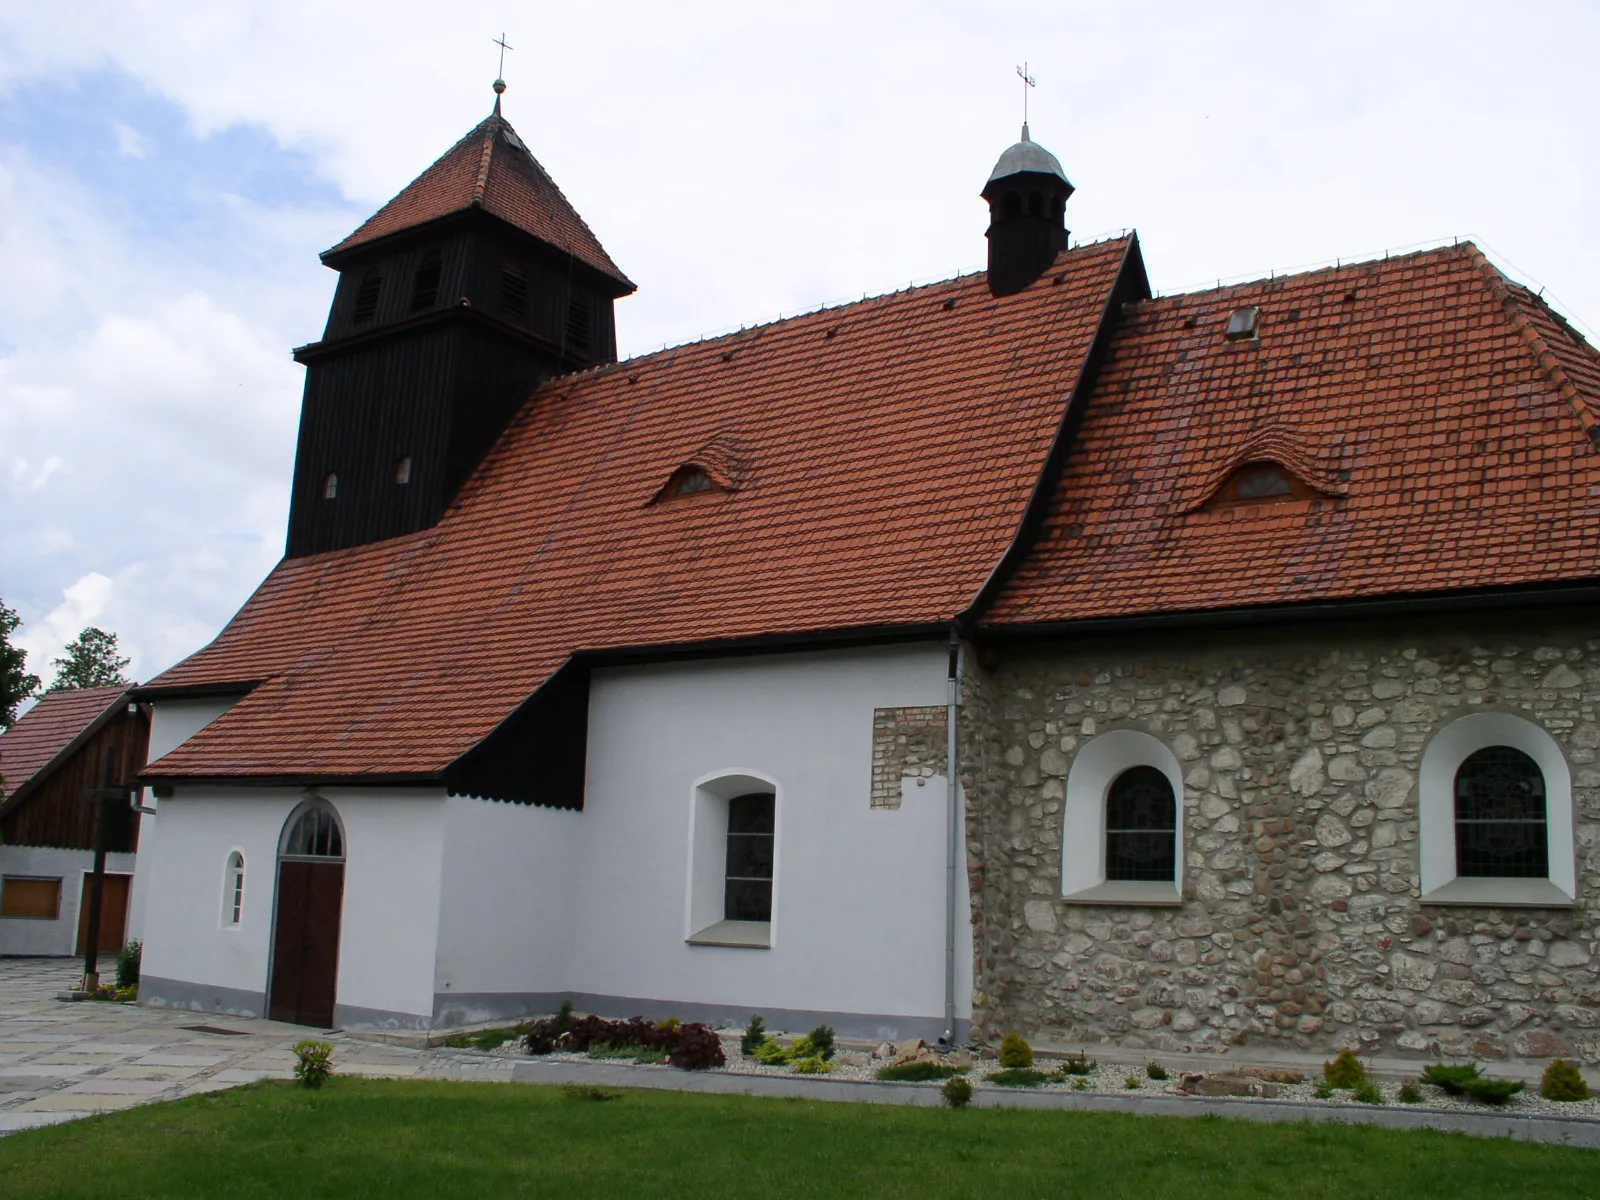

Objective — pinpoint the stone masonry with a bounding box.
[960,616,1600,1064]
[870,705,948,809]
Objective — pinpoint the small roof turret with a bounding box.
[987,123,1072,188]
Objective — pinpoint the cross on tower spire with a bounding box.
[492,33,514,114]
[1015,62,1036,136]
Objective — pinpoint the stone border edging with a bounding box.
[507,1057,1600,1148]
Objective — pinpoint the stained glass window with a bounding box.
[1106,766,1176,882]
[1455,746,1547,878]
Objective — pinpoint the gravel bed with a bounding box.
[476,1032,1600,1119]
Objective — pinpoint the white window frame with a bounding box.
[1061,729,1184,905]
[684,770,780,948]
[221,849,246,928]
[1419,711,1575,907]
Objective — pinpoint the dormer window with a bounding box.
[1208,461,1313,509]
[410,252,441,311]
[653,464,726,504]
[322,472,338,500]
[352,273,382,325]
[501,260,527,318]
[1224,306,1260,341]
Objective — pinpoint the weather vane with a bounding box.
[493,32,514,103]
[1016,62,1036,127]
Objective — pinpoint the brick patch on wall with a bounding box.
[871,706,949,809]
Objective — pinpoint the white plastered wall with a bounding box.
[0,845,137,956]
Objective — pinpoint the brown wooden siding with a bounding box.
[0,708,149,852]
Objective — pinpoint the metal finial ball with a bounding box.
[493,78,507,94]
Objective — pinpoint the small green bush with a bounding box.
[1123,1076,1141,1090]
[1458,1076,1525,1106]
[1398,1079,1423,1104]
[741,1015,767,1058]
[1421,1063,1481,1095]
[754,1040,790,1066]
[654,1017,681,1034]
[875,1060,965,1082]
[1540,1059,1591,1102]
[1312,1080,1335,1100]
[786,1035,816,1060]
[1322,1048,1368,1089]
[988,1067,1050,1088]
[292,1040,334,1089]
[807,1024,837,1061]
[998,1032,1034,1069]
[1146,1061,1168,1081]
[1351,1081,1384,1105]
[551,1000,576,1035]
[791,1055,834,1075]
[942,1076,974,1108]
[1071,1077,1088,1091]
[115,940,142,989]
[1059,1049,1096,1076]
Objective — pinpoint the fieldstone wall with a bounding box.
[962,617,1600,1063]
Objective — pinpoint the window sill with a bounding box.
[686,920,771,948]
[1061,881,1182,907]
[1421,878,1576,909]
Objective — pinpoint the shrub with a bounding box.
[1351,1081,1384,1105]
[655,1017,681,1034]
[942,1076,974,1108]
[754,1039,790,1066]
[1312,1080,1335,1100]
[1146,1061,1168,1081]
[1322,1049,1368,1089]
[1458,1076,1525,1106]
[1123,1076,1141,1090]
[998,1032,1033,1069]
[791,1055,833,1075]
[292,1040,334,1089]
[1398,1079,1423,1104]
[1421,1063,1481,1095]
[1071,1077,1088,1091]
[988,1067,1050,1088]
[1059,1049,1096,1076]
[552,1000,576,1035]
[586,1041,637,1060]
[524,1020,559,1055]
[807,1024,837,1061]
[1541,1059,1591,1102]
[741,1015,767,1057]
[667,1023,726,1071]
[786,1035,816,1060]
[115,940,142,989]
[875,1060,964,1082]
[631,1047,668,1065]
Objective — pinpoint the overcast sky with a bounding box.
[1,1,1597,693]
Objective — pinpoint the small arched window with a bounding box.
[1105,766,1177,882]
[223,851,245,926]
[322,472,338,500]
[501,260,527,318]
[410,251,442,311]
[1003,192,1021,219]
[1028,191,1043,216]
[1454,747,1548,878]
[283,805,343,859]
[352,272,382,325]
[394,455,412,485]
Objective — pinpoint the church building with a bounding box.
[132,90,1600,1065]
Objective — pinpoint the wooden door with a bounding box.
[76,873,131,954]
[268,860,344,1027]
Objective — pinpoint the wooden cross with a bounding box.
[494,32,514,80]
[1016,62,1036,126]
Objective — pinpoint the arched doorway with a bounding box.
[268,801,345,1027]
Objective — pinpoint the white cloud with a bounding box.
[112,120,148,158]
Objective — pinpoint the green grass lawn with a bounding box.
[3,1077,1597,1199]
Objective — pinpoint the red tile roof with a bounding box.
[0,687,130,803]
[326,113,633,292]
[143,238,1139,780]
[988,243,1600,626]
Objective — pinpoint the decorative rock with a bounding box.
[896,1038,925,1059]
[1513,1030,1572,1058]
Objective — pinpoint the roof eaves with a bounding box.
[0,686,136,818]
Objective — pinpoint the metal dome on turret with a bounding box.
[987,122,1071,186]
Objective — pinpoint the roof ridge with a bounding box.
[1465,243,1600,450]
[1147,242,1469,306]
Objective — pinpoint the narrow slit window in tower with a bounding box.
[352,273,382,325]
[501,260,527,318]
[410,252,441,311]
[566,294,591,353]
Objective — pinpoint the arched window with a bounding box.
[687,772,778,947]
[1062,730,1184,903]
[394,455,412,485]
[410,251,441,311]
[1105,766,1177,882]
[1028,190,1043,216]
[1003,192,1021,219]
[1418,711,1574,906]
[223,851,245,926]
[283,805,344,859]
[1454,747,1548,878]
[322,472,338,500]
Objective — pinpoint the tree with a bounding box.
[49,627,131,691]
[1,601,41,729]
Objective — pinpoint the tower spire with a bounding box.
[492,32,513,115]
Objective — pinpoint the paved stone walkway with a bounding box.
[0,958,513,1134]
